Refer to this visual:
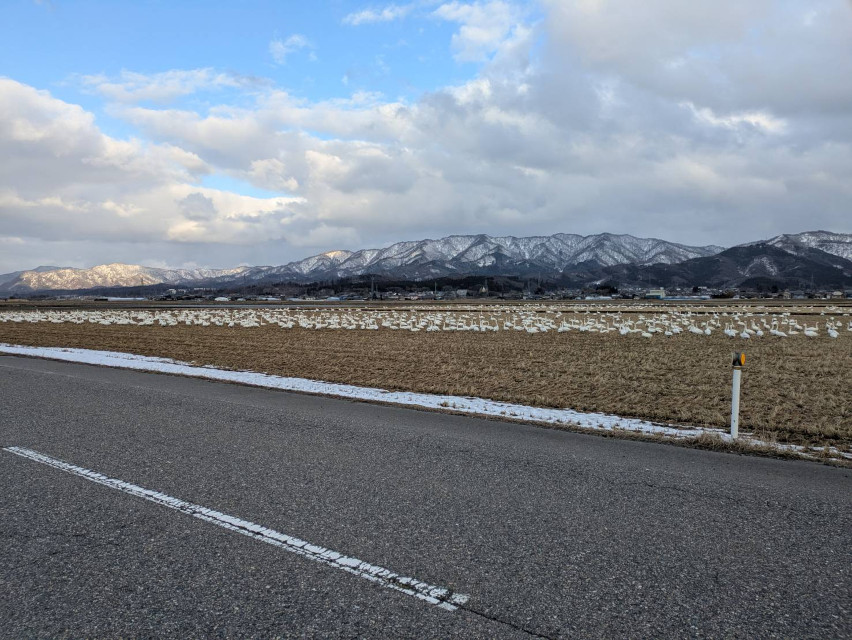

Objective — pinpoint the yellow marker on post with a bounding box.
[730,352,745,438]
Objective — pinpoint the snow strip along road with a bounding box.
[3,446,469,611]
[4,343,847,460]
[0,343,709,439]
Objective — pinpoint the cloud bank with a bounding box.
[1,0,850,272]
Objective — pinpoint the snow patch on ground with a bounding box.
[2,343,847,460]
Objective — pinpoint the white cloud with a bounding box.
[245,158,300,193]
[432,1,524,62]
[78,69,259,104]
[269,34,312,65]
[681,102,788,135]
[0,78,304,252]
[343,4,413,26]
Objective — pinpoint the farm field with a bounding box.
[1,303,850,450]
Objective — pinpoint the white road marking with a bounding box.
[3,446,469,611]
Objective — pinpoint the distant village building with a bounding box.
[644,288,666,299]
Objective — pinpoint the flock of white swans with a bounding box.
[1,304,850,340]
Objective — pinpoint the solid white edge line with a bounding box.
[3,446,469,611]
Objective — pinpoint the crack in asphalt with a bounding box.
[455,602,556,639]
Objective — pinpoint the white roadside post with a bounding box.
[730,352,745,439]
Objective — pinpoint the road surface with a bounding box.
[1,355,849,638]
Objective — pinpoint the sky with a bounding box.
[1,0,851,272]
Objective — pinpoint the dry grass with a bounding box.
[1,319,849,449]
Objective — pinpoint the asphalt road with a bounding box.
[1,354,849,638]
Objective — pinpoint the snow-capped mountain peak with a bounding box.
[4,263,249,292]
[241,232,725,282]
[758,230,852,261]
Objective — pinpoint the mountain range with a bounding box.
[235,233,725,284]
[0,263,249,293]
[2,230,851,294]
[575,241,852,291]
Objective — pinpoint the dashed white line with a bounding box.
[3,446,469,611]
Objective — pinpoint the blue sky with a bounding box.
[0,1,850,271]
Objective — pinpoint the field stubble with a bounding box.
[1,321,849,449]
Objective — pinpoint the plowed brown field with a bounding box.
[1,320,849,448]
